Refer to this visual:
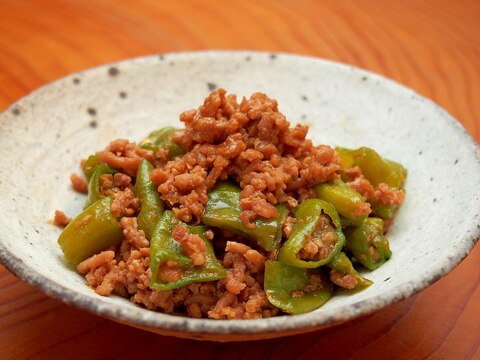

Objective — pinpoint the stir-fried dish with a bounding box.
[56,89,406,319]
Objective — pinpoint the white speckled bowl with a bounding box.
[0,51,479,341]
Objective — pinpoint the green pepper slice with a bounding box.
[84,163,117,209]
[345,217,392,270]
[139,127,185,160]
[134,160,164,240]
[264,260,333,314]
[336,147,406,219]
[58,197,123,266]
[82,154,101,183]
[149,211,226,291]
[328,252,372,290]
[315,179,370,224]
[202,183,288,252]
[278,199,345,268]
[336,147,406,189]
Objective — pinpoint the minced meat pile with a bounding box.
[58,89,405,319]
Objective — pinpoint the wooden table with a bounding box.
[1,1,479,359]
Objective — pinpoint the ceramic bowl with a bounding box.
[0,51,479,341]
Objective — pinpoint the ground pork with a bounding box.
[97,139,154,177]
[298,214,338,261]
[70,173,88,193]
[345,166,405,206]
[110,188,140,218]
[172,224,206,266]
[151,89,341,224]
[329,269,358,290]
[53,210,71,227]
[78,233,278,319]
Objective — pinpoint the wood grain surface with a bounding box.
[1,0,479,359]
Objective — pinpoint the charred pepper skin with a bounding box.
[149,211,226,291]
[278,199,345,269]
[134,160,164,240]
[57,197,123,266]
[203,183,288,252]
[139,127,185,160]
[345,217,392,270]
[264,260,332,314]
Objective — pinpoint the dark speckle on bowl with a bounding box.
[159,55,165,61]
[207,82,217,91]
[119,91,128,99]
[12,108,20,116]
[87,107,97,116]
[108,67,120,77]
[73,78,81,85]
[362,76,368,81]
[245,55,251,62]
[269,54,277,60]
[89,120,98,128]
[301,95,308,102]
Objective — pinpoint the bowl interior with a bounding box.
[0,51,479,340]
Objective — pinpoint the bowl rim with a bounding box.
[1,50,479,337]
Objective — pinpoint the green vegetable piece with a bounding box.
[264,260,333,314]
[82,155,101,183]
[135,160,164,240]
[278,199,345,268]
[336,147,407,188]
[336,147,407,219]
[371,203,395,219]
[139,127,185,160]
[84,163,117,209]
[149,211,226,291]
[345,217,392,270]
[202,183,289,252]
[315,179,370,224]
[328,252,372,290]
[58,197,123,266]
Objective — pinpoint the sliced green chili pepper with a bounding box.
[139,127,185,160]
[202,183,288,252]
[345,217,392,270]
[58,196,123,266]
[371,203,395,219]
[84,163,117,209]
[134,160,164,240]
[82,154,101,183]
[336,147,406,188]
[264,260,333,314]
[328,252,372,290]
[149,211,226,291]
[278,199,345,268]
[336,147,406,219]
[315,179,370,224]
